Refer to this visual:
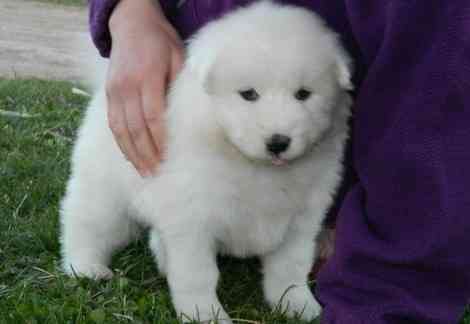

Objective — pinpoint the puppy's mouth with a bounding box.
[268,131,331,167]
[270,155,289,167]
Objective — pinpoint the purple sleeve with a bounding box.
[88,0,176,57]
[88,0,119,57]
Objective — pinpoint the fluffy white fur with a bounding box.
[61,2,352,323]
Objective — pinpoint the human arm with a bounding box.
[89,0,183,176]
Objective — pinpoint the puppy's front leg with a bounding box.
[262,217,321,321]
[163,231,232,324]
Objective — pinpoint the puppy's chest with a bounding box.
[215,177,309,257]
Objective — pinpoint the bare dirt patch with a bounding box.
[0,0,91,81]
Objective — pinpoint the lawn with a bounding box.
[0,78,468,323]
[0,78,320,323]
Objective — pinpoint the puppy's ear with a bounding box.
[186,46,217,94]
[335,46,354,91]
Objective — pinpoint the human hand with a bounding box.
[107,0,184,177]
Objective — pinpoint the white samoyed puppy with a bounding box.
[61,1,353,323]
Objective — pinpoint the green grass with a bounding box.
[464,307,470,324]
[0,78,468,323]
[0,78,319,323]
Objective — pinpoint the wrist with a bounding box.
[109,0,173,41]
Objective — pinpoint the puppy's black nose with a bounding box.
[266,134,291,155]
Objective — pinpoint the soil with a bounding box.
[0,0,91,81]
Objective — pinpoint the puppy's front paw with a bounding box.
[270,285,321,321]
[174,295,232,324]
[63,261,113,280]
[180,310,232,324]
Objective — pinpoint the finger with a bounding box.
[123,94,160,175]
[140,49,183,158]
[106,90,145,174]
[169,48,184,83]
[142,77,167,158]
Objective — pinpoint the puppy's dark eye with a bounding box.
[239,88,259,102]
[295,88,312,101]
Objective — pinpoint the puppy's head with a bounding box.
[186,1,352,166]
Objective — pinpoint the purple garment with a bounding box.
[88,1,470,323]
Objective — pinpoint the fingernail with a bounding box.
[141,169,152,178]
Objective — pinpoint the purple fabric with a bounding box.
[88,0,119,57]
[315,3,470,323]
[88,0,470,323]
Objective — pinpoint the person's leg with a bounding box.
[316,1,470,323]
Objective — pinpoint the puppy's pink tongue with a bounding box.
[272,157,288,166]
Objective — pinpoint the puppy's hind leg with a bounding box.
[60,177,138,279]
